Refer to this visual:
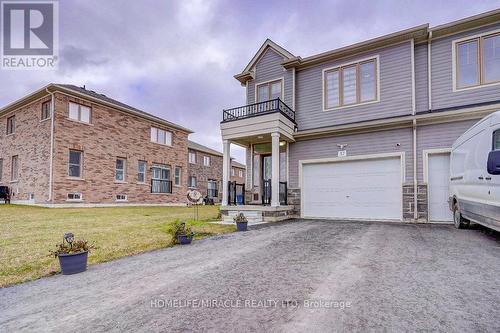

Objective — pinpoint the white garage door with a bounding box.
[302,156,402,220]
[428,153,453,222]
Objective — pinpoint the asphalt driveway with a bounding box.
[1,220,499,332]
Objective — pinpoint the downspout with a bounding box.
[427,31,432,111]
[411,38,418,221]
[292,67,296,110]
[46,88,55,203]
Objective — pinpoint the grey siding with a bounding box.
[288,127,414,188]
[295,41,413,131]
[246,48,293,107]
[415,43,429,113]
[416,119,477,181]
[431,23,500,110]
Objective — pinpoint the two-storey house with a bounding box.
[220,9,500,223]
[0,84,192,206]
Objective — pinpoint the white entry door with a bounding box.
[301,156,403,220]
[427,153,453,222]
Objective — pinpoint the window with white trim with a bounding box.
[6,116,15,135]
[189,151,196,164]
[188,175,197,188]
[68,102,91,123]
[239,170,243,178]
[68,150,82,178]
[256,80,282,102]
[203,156,210,166]
[231,168,235,177]
[67,193,82,201]
[150,127,172,146]
[151,164,170,193]
[174,166,181,186]
[116,194,127,201]
[455,32,500,89]
[41,101,51,120]
[138,161,146,183]
[324,57,378,109]
[116,158,126,182]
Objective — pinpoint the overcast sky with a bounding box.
[1,0,499,163]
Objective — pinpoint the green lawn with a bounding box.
[0,205,233,287]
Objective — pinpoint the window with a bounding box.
[116,158,126,182]
[116,194,127,201]
[68,102,91,123]
[207,180,217,198]
[455,32,500,89]
[6,116,15,135]
[203,156,210,166]
[68,150,82,178]
[0,158,3,181]
[151,165,171,193]
[41,101,51,120]
[189,151,196,164]
[138,161,146,183]
[324,57,378,109]
[188,176,197,188]
[174,166,181,186]
[256,80,282,102]
[150,127,172,146]
[11,155,18,181]
[67,193,82,201]
[494,130,500,150]
[239,170,243,178]
[231,168,235,177]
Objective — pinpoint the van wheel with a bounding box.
[453,204,469,229]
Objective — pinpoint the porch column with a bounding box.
[271,132,280,207]
[221,139,231,206]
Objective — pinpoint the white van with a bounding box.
[449,111,500,231]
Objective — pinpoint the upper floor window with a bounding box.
[324,57,378,110]
[69,102,91,123]
[68,150,82,178]
[138,160,146,183]
[6,116,15,135]
[239,170,243,178]
[11,155,18,181]
[256,79,282,102]
[189,151,196,164]
[231,168,235,177]
[174,166,182,186]
[41,101,51,120]
[150,127,172,146]
[203,156,210,166]
[116,158,126,182]
[455,32,500,89]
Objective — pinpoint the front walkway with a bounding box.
[1,220,499,332]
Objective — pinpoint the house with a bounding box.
[187,140,246,203]
[0,84,192,206]
[220,9,500,223]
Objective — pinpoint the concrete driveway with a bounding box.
[1,220,499,332]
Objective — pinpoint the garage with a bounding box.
[301,154,403,220]
[426,152,453,222]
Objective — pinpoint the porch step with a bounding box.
[222,209,263,223]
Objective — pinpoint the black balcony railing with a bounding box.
[228,181,245,205]
[262,180,287,205]
[222,98,295,123]
[151,179,172,194]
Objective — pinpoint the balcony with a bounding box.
[222,98,295,123]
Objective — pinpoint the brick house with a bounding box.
[0,84,192,206]
[187,140,246,203]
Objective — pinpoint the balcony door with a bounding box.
[256,80,283,113]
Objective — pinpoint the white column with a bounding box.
[221,140,231,206]
[271,132,280,207]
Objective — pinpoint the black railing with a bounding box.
[222,98,295,123]
[151,179,172,194]
[262,180,288,205]
[279,181,287,205]
[207,188,218,198]
[228,181,245,205]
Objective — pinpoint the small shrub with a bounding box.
[167,219,194,244]
[49,239,95,257]
[233,212,247,224]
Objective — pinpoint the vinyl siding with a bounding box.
[289,127,414,188]
[295,41,413,131]
[416,119,478,182]
[430,23,500,110]
[415,43,429,113]
[246,47,293,107]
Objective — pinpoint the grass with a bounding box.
[0,204,234,288]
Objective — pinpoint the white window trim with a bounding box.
[68,102,92,124]
[189,152,196,164]
[203,156,211,166]
[41,101,51,121]
[150,127,173,146]
[6,116,15,135]
[66,193,83,202]
[188,176,197,188]
[254,77,284,103]
[115,158,126,182]
[137,161,147,184]
[322,55,380,112]
[452,28,500,92]
[115,194,128,202]
[174,166,182,186]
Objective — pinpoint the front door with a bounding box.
[262,155,272,204]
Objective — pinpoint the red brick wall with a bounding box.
[0,97,52,203]
[187,149,222,202]
[230,165,246,184]
[51,93,189,204]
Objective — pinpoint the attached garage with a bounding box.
[425,150,453,222]
[300,153,404,221]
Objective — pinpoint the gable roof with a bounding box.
[430,8,500,39]
[188,140,223,157]
[234,39,295,84]
[0,83,193,133]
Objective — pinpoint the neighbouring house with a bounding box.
[220,9,500,223]
[0,84,192,206]
[187,140,246,203]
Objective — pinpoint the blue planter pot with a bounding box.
[177,234,193,245]
[236,221,248,232]
[58,251,88,275]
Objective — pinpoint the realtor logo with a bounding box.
[1,0,58,69]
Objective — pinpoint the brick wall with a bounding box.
[51,93,190,204]
[0,97,52,203]
[230,165,246,184]
[187,149,222,202]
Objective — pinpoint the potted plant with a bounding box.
[172,221,194,245]
[234,212,248,231]
[50,233,94,275]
